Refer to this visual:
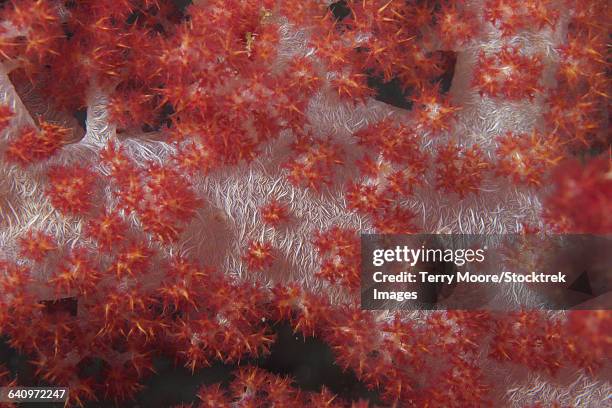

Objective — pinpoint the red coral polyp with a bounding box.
[243,240,275,271]
[5,122,71,166]
[412,84,460,134]
[495,130,563,186]
[0,105,13,132]
[85,210,128,252]
[260,199,289,227]
[484,0,559,36]
[51,248,101,298]
[556,34,606,89]
[46,165,97,215]
[373,206,419,234]
[435,142,491,198]
[543,156,612,233]
[108,241,154,279]
[545,90,604,148]
[313,227,360,290]
[355,120,428,167]
[18,230,56,262]
[283,136,344,191]
[436,3,479,49]
[473,46,543,100]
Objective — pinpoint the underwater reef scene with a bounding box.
[0,0,610,407]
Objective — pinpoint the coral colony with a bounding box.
[0,0,610,407]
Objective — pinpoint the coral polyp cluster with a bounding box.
[0,0,610,407]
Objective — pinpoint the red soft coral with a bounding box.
[314,227,361,290]
[283,135,344,191]
[46,165,98,215]
[0,105,13,132]
[495,130,563,186]
[260,199,290,227]
[243,240,276,271]
[412,83,460,134]
[85,210,128,252]
[436,2,479,49]
[543,156,612,233]
[18,230,56,262]
[435,142,491,198]
[473,46,543,100]
[5,122,71,166]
